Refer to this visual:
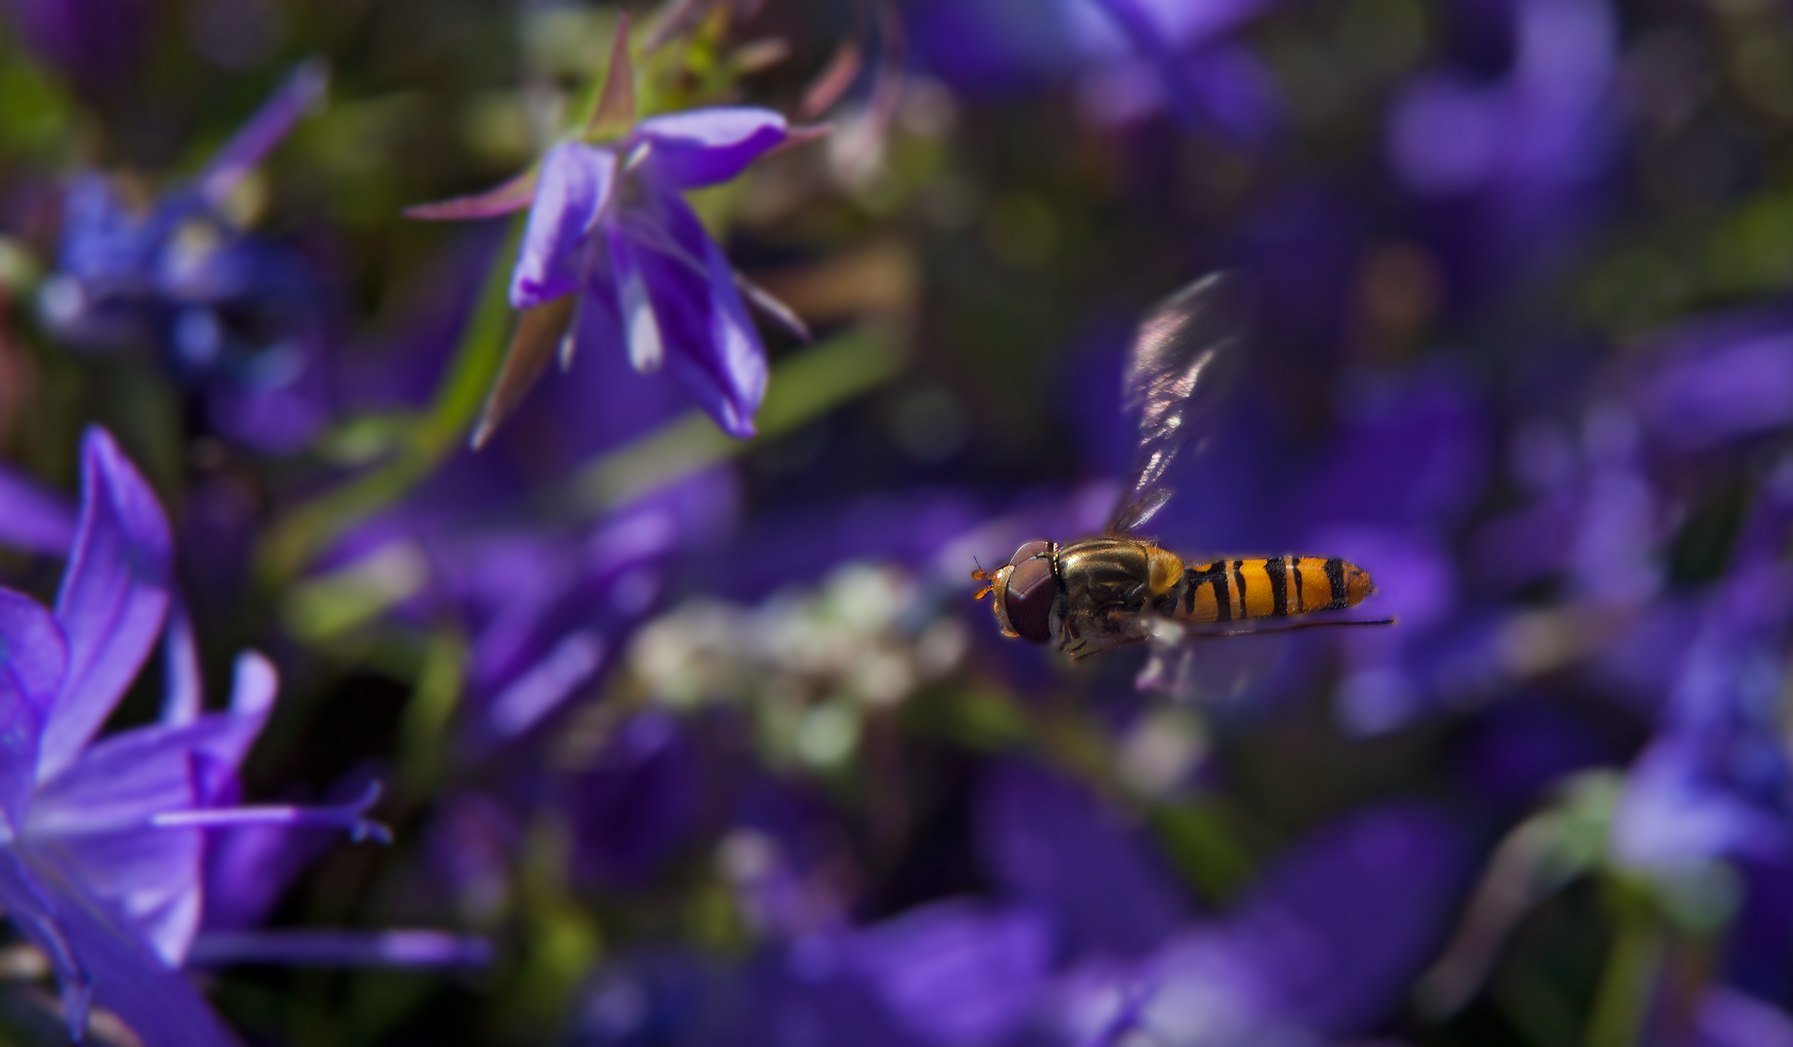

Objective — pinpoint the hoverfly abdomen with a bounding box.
[1170,556,1375,623]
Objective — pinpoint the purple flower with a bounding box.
[977,760,1190,959]
[851,901,1053,1046]
[909,0,1279,135]
[1632,308,1793,454]
[408,22,801,446]
[1,0,143,93]
[39,63,333,453]
[0,429,387,1045]
[1610,478,1793,872]
[1696,988,1793,1047]
[0,461,75,555]
[1049,804,1469,1046]
[1385,0,1618,294]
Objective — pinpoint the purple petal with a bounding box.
[568,710,701,888]
[48,870,239,1047]
[0,850,237,1047]
[632,107,788,189]
[1610,739,1788,870]
[33,817,202,965]
[0,851,92,1038]
[634,189,768,437]
[194,60,329,206]
[1698,987,1793,1047]
[0,464,76,554]
[161,602,202,726]
[607,224,666,373]
[0,590,61,832]
[41,429,173,783]
[1221,803,1470,1032]
[30,661,276,840]
[486,629,604,740]
[1643,325,1793,451]
[187,929,492,968]
[977,760,1190,959]
[0,588,68,710]
[510,143,617,309]
[852,900,1052,1045]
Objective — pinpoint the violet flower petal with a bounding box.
[510,142,617,309]
[0,588,68,712]
[186,928,492,968]
[851,900,1053,1046]
[0,851,92,1039]
[639,188,767,437]
[1221,803,1470,1033]
[1698,987,1793,1047]
[486,629,604,740]
[40,429,173,783]
[38,817,202,966]
[977,759,1190,959]
[632,107,789,188]
[194,61,329,207]
[606,224,665,374]
[51,873,240,1047]
[160,601,202,727]
[0,465,76,554]
[0,590,62,833]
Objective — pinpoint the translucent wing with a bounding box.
[1106,271,1253,536]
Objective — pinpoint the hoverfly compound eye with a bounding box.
[986,540,1055,643]
[1003,556,1056,643]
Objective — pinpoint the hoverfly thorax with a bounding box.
[972,540,1060,643]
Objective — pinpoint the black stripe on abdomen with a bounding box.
[1265,556,1288,617]
[1183,561,1230,622]
[1324,557,1347,610]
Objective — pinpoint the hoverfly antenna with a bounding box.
[970,557,997,600]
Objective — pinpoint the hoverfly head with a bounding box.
[976,539,1056,644]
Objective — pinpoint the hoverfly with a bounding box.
[972,272,1390,660]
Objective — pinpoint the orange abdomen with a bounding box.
[1174,556,1373,623]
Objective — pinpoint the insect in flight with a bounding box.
[972,271,1392,661]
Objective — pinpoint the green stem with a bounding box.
[567,324,903,516]
[1585,895,1662,1047]
[257,220,521,586]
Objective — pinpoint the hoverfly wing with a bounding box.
[1107,271,1254,536]
[1136,615,1280,703]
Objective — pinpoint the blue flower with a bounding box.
[0,429,389,1045]
[408,21,804,446]
[39,63,333,453]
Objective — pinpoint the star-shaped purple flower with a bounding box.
[408,17,808,447]
[39,63,333,453]
[0,429,388,1046]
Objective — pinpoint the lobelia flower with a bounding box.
[38,62,334,453]
[1385,0,1618,294]
[908,0,1280,135]
[0,429,391,1045]
[407,16,808,447]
